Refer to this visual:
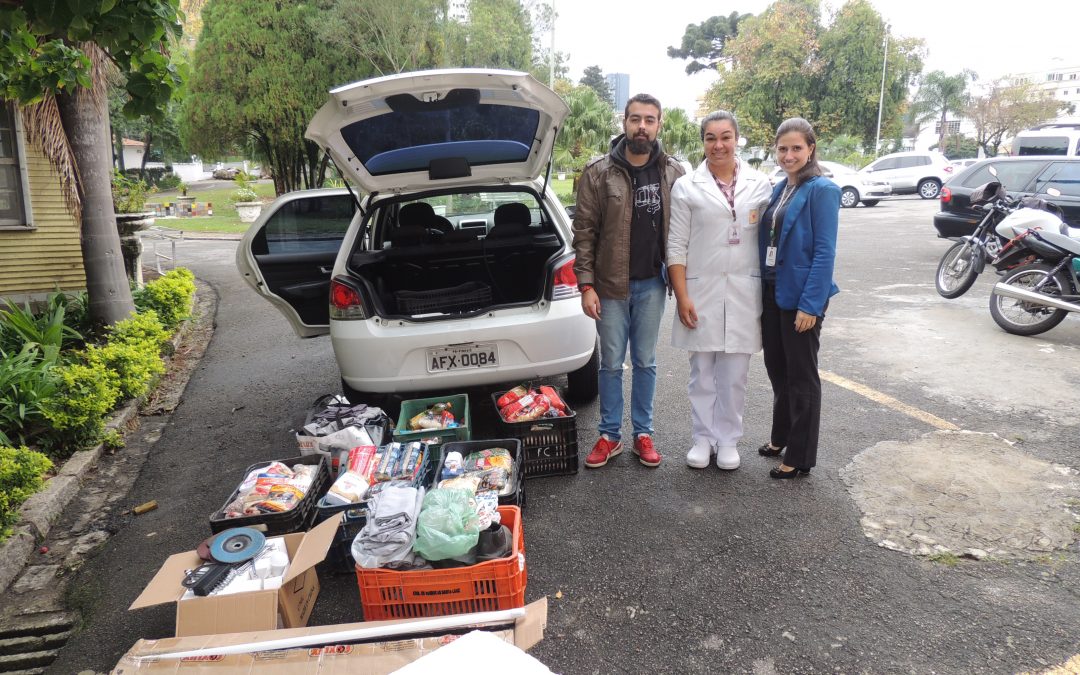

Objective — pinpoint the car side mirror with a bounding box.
[1046,187,1061,197]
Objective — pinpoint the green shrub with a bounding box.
[112,170,151,214]
[156,172,183,191]
[0,292,84,362]
[0,345,58,446]
[42,359,120,453]
[108,310,170,351]
[85,340,164,401]
[133,268,195,330]
[0,445,53,535]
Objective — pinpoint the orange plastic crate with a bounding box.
[355,506,526,620]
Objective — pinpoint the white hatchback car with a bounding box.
[235,69,598,407]
[859,150,954,199]
[768,160,892,207]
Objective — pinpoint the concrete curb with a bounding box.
[0,296,198,594]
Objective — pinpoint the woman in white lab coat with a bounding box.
[667,110,773,470]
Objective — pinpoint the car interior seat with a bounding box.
[390,202,436,246]
[488,202,531,238]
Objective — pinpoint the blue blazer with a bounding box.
[758,175,840,316]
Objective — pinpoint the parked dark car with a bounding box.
[934,156,1080,238]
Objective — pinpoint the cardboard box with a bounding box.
[112,597,547,674]
[129,515,342,637]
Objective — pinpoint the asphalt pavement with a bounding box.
[48,196,1080,673]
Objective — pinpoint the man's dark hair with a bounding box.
[624,93,662,120]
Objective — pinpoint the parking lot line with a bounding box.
[820,370,960,431]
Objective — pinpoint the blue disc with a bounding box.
[209,527,266,564]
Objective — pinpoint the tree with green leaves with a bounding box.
[815,0,922,151]
[311,0,450,76]
[182,0,370,195]
[453,0,534,70]
[667,12,750,76]
[966,80,1070,156]
[554,86,615,177]
[660,108,702,163]
[909,69,977,156]
[578,66,613,107]
[0,1,184,326]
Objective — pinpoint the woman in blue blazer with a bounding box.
[756,118,840,479]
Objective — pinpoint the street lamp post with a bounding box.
[874,25,890,156]
[549,0,555,88]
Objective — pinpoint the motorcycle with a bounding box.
[934,181,1018,299]
[987,188,1080,336]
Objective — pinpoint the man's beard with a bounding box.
[627,134,652,155]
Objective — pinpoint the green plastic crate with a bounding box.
[393,394,471,445]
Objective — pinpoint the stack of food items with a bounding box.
[324,441,428,507]
[437,446,516,529]
[220,461,320,518]
[495,385,570,422]
[407,401,459,431]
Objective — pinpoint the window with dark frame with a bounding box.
[0,102,29,228]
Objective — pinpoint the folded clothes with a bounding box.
[352,485,425,569]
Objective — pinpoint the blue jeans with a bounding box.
[596,276,666,441]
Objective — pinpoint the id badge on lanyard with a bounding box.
[765,246,777,267]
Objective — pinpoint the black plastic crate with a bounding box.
[491,390,579,477]
[209,454,331,535]
[320,516,366,575]
[394,281,491,315]
[436,439,525,508]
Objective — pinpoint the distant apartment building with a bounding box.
[605,73,630,111]
[1008,62,1080,123]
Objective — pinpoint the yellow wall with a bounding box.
[0,137,86,303]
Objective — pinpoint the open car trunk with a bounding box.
[346,188,567,319]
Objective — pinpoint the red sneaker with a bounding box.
[633,434,661,467]
[585,435,623,468]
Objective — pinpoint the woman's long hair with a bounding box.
[775,117,822,186]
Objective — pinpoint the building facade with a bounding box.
[605,73,630,112]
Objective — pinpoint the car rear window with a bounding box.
[339,90,540,176]
[960,161,1046,190]
[1016,137,1069,156]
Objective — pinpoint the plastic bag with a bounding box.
[412,489,480,561]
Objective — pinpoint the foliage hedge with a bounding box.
[0,446,52,535]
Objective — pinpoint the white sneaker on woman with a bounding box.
[686,438,712,469]
[715,445,740,470]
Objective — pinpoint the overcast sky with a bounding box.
[550,0,1080,116]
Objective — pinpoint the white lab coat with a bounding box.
[667,158,773,353]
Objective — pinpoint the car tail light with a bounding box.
[940,187,952,204]
[330,277,368,320]
[552,256,580,300]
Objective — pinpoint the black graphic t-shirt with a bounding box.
[629,162,663,280]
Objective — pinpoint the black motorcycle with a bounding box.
[934,181,1018,299]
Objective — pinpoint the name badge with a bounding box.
[765,246,777,267]
[728,225,740,245]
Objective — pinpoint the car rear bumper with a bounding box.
[333,299,596,393]
[934,212,979,238]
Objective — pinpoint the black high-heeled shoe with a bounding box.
[769,466,810,479]
[758,442,784,457]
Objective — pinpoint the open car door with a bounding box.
[235,189,357,337]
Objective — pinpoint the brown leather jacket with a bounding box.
[571,143,686,300]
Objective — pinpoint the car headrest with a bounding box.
[398,202,436,228]
[494,202,531,227]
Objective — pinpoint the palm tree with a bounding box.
[660,107,701,164]
[554,86,616,177]
[909,70,976,156]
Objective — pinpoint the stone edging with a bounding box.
[0,296,199,594]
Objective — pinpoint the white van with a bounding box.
[1011,123,1080,156]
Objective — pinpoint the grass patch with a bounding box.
[148,180,276,233]
[927,552,960,567]
[1071,523,1080,534]
[154,215,252,234]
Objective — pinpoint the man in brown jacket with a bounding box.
[572,93,686,469]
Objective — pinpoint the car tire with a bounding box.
[861,200,880,207]
[918,179,941,199]
[840,187,859,208]
[565,340,599,404]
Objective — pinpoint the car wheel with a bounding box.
[840,187,859,208]
[918,179,941,199]
[861,200,880,207]
[565,340,599,404]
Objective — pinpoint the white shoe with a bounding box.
[715,445,740,470]
[686,438,712,469]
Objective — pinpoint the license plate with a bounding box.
[426,343,499,373]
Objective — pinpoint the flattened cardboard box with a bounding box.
[129,515,342,637]
[112,597,547,674]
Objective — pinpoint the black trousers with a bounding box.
[761,282,824,469]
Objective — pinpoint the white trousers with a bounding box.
[688,351,751,448]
